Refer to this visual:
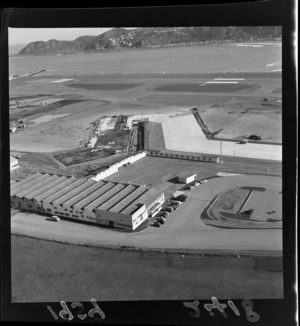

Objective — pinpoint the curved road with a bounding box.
[11,174,282,253]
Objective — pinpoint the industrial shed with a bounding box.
[10,173,164,231]
[177,173,197,184]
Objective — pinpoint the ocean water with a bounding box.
[9,42,282,76]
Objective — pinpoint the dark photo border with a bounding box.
[1,1,297,324]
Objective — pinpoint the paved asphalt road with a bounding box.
[151,114,282,161]
[11,174,282,254]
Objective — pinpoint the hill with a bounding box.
[18,27,282,56]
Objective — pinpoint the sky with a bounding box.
[8,28,117,45]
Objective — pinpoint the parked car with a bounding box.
[151,222,161,227]
[170,202,180,208]
[47,215,60,222]
[158,211,169,218]
[202,179,208,183]
[194,181,200,186]
[155,217,165,224]
[177,195,188,202]
[248,135,261,140]
[171,200,182,206]
[164,206,174,213]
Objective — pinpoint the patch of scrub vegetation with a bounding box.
[210,188,250,215]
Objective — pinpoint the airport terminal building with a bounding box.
[10,173,165,230]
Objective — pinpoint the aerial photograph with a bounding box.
[9,26,282,302]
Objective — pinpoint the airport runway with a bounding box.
[151,114,282,161]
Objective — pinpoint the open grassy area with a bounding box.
[11,235,283,302]
[147,121,166,150]
[66,82,143,91]
[242,189,282,222]
[210,188,250,216]
[53,148,114,166]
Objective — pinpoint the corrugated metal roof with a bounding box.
[74,182,115,210]
[62,181,106,208]
[11,173,42,194]
[121,188,160,215]
[44,178,86,205]
[16,174,54,198]
[52,179,90,206]
[108,186,148,213]
[26,175,61,200]
[85,184,125,212]
[13,174,52,197]
[37,177,77,202]
[97,184,137,211]
[58,180,96,207]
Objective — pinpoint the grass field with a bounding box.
[53,148,113,166]
[242,189,282,221]
[11,235,283,302]
[147,121,166,150]
[66,82,143,91]
[210,188,250,217]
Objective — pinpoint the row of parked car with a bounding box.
[150,194,188,227]
[184,179,207,191]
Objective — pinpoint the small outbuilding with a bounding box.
[10,156,19,171]
[177,173,197,184]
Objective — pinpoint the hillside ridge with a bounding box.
[18,27,282,56]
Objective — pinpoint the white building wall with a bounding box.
[178,174,197,184]
[10,157,19,171]
[91,151,147,182]
[146,150,219,163]
[11,183,164,231]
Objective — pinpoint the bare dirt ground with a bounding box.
[200,97,282,142]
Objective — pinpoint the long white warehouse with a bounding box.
[10,173,164,231]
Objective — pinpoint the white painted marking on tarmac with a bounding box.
[214,78,245,81]
[50,79,74,83]
[217,172,245,177]
[205,81,239,84]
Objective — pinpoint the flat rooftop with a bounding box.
[12,173,163,216]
